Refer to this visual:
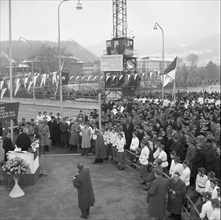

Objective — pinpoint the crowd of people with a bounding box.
[2,90,220,220]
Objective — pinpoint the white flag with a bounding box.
[33,75,38,86]
[23,77,28,88]
[162,57,177,87]
[1,88,7,99]
[0,81,4,89]
[14,84,21,96]
[27,81,33,92]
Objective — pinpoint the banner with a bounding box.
[0,102,20,122]
[101,55,123,71]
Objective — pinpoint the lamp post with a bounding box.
[19,36,35,104]
[154,22,164,99]
[58,0,82,118]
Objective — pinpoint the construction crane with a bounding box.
[103,0,139,101]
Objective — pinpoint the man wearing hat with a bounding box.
[167,172,186,220]
[209,178,219,199]
[147,168,169,220]
[36,112,43,124]
[73,163,95,219]
[209,198,220,220]
[205,171,216,194]
[199,192,213,220]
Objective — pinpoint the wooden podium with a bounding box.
[7,149,40,185]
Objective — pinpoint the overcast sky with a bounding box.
[1,0,220,48]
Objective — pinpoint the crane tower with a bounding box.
[103,0,139,100]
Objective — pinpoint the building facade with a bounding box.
[137,56,173,74]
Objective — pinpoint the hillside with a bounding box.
[0,40,98,65]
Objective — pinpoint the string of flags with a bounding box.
[0,70,216,99]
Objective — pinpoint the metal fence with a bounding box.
[124,149,201,220]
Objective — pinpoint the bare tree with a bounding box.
[186,53,199,68]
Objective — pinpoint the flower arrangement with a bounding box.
[2,157,31,176]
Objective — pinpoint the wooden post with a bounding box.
[98,93,102,131]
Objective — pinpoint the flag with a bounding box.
[162,57,177,87]
[62,72,69,85]
[1,88,7,100]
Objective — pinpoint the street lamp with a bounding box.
[19,36,35,104]
[154,22,165,99]
[58,0,82,118]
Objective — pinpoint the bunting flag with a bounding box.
[100,76,104,80]
[134,74,138,80]
[106,75,111,82]
[52,72,58,84]
[40,74,47,87]
[87,76,92,81]
[27,81,33,92]
[141,73,145,79]
[163,57,177,87]
[128,74,131,81]
[70,76,75,81]
[92,76,98,81]
[0,88,7,100]
[149,72,153,79]
[14,83,20,96]
[33,75,38,86]
[7,80,10,90]
[0,81,4,90]
[119,75,123,81]
[76,76,80,81]
[112,75,116,81]
[23,77,29,88]
[16,78,20,87]
[81,76,86,81]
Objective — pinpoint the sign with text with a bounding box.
[0,102,20,122]
[101,55,123,71]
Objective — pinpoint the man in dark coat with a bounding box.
[16,127,32,151]
[93,129,106,164]
[73,163,95,219]
[147,168,169,220]
[123,117,134,151]
[167,172,186,220]
[3,130,14,161]
[204,139,217,172]
[48,116,58,146]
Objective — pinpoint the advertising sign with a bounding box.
[0,102,20,122]
[101,55,123,72]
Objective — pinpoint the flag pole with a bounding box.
[173,56,178,103]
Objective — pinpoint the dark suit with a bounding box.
[168,179,186,219]
[73,168,95,218]
[16,133,31,151]
[147,176,169,219]
[3,137,14,161]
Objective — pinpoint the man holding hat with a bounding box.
[73,163,95,219]
[209,198,220,220]
[199,192,213,220]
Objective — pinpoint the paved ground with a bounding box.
[0,155,150,220]
[1,97,99,121]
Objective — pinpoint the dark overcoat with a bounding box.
[73,168,95,210]
[95,133,106,159]
[147,176,169,218]
[60,122,69,143]
[167,179,186,215]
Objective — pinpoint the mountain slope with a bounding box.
[0,40,98,64]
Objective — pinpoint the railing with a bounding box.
[124,149,201,220]
[3,92,103,101]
